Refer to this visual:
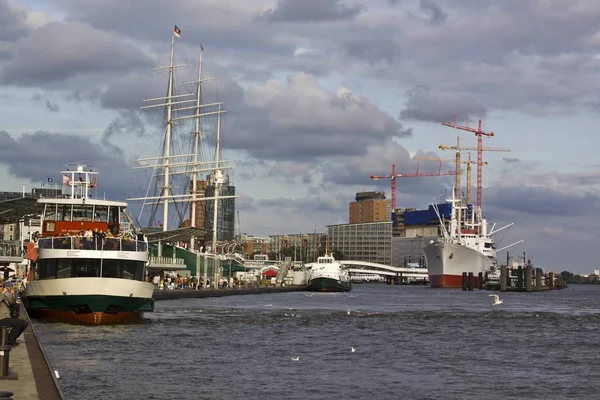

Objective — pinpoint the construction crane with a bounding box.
[441,115,507,210]
[412,150,488,205]
[369,162,456,211]
[439,137,510,210]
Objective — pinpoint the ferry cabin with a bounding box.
[33,198,148,282]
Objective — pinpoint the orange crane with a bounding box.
[441,115,501,210]
[412,150,488,205]
[370,162,456,210]
[439,137,510,210]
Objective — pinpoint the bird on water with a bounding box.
[489,294,503,305]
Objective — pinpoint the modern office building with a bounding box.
[203,173,236,242]
[327,221,392,265]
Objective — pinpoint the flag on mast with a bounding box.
[200,44,204,51]
[173,25,181,38]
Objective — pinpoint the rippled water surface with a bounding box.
[34,284,600,399]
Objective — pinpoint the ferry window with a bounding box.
[74,259,99,277]
[38,259,57,280]
[72,205,93,222]
[94,206,108,223]
[58,205,72,221]
[72,205,84,221]
[108,207,119,224]
[123,261,144,281]
[101,259,121,278]
[44,204,57,221]
[82,205,94,221]
[57,259,72,278]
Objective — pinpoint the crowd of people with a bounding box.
[150,273,238,290]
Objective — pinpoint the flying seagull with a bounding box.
[290,356,300,361]
[351,347,356,353]
[489,294,503,305]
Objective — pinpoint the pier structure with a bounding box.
[1,303,64,399]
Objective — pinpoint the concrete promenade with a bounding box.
[153,285,308,301]
[1,303,64,399]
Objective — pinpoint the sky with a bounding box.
[0,0,598,273]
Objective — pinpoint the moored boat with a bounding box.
[306,254,351,292]
[23,165,154,325]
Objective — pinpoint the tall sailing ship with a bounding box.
[23,165,154,325]
[128,26,237,286]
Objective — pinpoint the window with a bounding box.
[94,206,108,223]
[108,207,120,224]
[58,205,72,221]
[44,205,57,221]
[72,205,94,222]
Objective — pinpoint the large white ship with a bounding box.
[424,189,496,288]
[23,165,155,325]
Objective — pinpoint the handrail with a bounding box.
[0,240,21,257]
[37,236,148,252]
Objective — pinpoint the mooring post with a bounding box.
[500,265,507,291]
[0,327,11,378]
[525,265,533,292]
[478,272,483,290]
[462,272,467,291]
[517,266,523,289]
[468,272,474,291]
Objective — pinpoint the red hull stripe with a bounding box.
[27,309,144,325]
[429,274,481,289]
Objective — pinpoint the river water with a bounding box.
[34,284,600,400]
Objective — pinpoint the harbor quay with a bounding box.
[0,303,64,400]
[153,284,308,300]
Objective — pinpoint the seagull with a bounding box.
[351,347,356,353]
[290,356,300,361]
[489,294,503,305]
[264,303,273,307]
[304,293,314,297]
[347,308,351,315]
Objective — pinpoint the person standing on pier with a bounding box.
[0,282,29,346]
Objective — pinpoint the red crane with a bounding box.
[370,162,456,210]
[441,115,496,211]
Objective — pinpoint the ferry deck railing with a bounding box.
[37,236,148,252]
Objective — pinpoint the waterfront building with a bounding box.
[349,191,391,224]
[327,221,392,265]
[269,232,326,262]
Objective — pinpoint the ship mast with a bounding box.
[190,48,203,249]
[162,34,175,232]
[212,106,223,287]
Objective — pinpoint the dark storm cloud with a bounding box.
[222,73,411,161]
[485,185,600,217]
[400,86,487,123]
[0,130,131,199]
[260,0,365,22]
[0,1,30,41]
[0,22,152,86]
[419,0,447,25]
[102,111,146,141]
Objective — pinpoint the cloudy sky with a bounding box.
[1,0,598,273]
